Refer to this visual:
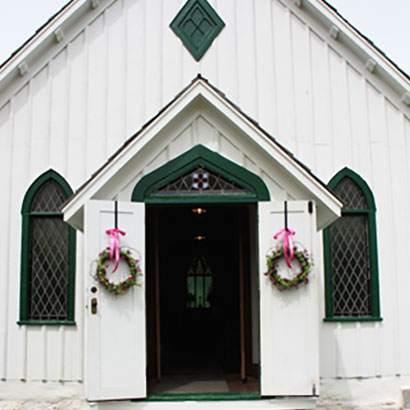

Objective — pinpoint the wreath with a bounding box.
[96,247,142,294]
[265,246,312,291]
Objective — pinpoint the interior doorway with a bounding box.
[146,204,259,395]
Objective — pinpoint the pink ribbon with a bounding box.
[105,228,126,272]
[274,228,296,268]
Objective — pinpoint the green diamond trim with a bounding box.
[170,0,225,61]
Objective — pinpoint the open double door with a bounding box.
[85,200,318,401]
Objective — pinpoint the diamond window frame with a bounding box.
[323,168,381,322]
[19,170,76,325]
[170,0,225,61]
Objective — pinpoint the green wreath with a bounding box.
[265,246,312,291]
[96,248,142,294]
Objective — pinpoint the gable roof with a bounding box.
[61,75,342,231]
[1,0,409,111]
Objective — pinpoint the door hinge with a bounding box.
[308,201,314,214]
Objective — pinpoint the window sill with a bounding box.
[324,316,382,323]
[17,320,76,326]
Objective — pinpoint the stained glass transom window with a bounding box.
[170,0,225,61]
[152,165,250,196]
[187,256,213,309]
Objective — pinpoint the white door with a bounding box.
[259,200,319,396]
[85,200,146,401]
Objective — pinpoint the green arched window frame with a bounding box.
[132,145,270,203]
[324,167,381,322]
[19,170,76,325]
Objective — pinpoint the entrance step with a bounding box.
[90,397,317,410]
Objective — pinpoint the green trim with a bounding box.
[146,392,261,401]
[327,167,376,211]
[132,145,270,203]
[324,316,383,323]
[324,167,380,321]
[170,0,225,61]
[19,169,76,325]
[17,320,76,326]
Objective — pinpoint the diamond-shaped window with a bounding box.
[170,0,225,61]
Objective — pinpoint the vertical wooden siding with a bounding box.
[0,0,410,381]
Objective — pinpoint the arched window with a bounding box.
[19,170,76,325]
[324,168,381,321]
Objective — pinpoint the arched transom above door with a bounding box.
[132,145,270,203]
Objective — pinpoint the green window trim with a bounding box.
[324,167,381,322]
[132,145,270,203]
[19,169,76,325]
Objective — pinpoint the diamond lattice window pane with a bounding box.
[31,180,67,212]
[28,217,70,320]
[329,214,371,316]
[170,0,225,61]
[333,177,367,209]
[152,165,250,196]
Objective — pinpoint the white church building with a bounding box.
[1,0,410,409]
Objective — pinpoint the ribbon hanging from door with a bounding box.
[105,201,126,273]
[273,201,295,268]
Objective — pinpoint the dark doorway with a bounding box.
[146,204,259,395]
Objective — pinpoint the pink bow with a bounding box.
[274,228,296,268]
[105,228,126,272]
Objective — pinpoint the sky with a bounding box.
[0,0,409,76]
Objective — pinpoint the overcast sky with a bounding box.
[0,0,409,76]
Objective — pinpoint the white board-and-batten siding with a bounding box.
[1,0,410,387]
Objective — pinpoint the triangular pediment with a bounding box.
[62,76,342,231]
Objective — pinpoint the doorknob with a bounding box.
[91,298,98,314]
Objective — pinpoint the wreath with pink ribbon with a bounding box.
[265,202,312,291]
[95,202,142,294]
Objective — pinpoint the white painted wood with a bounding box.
[49,49,69,176]
[0,102,12,380]
[6,88,31,381]
[271,0,296,148]
[26,328,44,380]
[86,13,107,177]
[105,0,126,156]
[259,200,318,396]
[85,200,146,401]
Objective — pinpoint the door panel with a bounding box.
[259,201,319,396]
[85,200,146,401]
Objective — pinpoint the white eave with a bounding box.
[62,76,342,232]
[0,0,114,108]
[300,0,410,108]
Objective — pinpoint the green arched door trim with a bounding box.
[132,145,270,203]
